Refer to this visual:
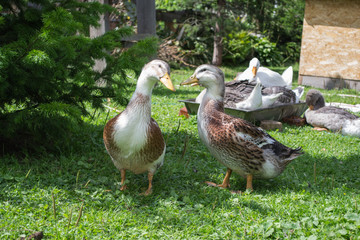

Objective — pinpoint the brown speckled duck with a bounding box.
[180,64,303,191]
[103,60,175,195]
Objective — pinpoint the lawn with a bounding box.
[1,66,360,239]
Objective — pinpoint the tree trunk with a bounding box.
[136,0,156,35]
[212,0,225,66]
[89,0,110,87]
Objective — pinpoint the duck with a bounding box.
[234,82,283,110]
[196,79,302,110]
[103,60,175,195]
[262,85,304,104]
[180,64,303,191]
[235,57,293,88]
[305,89,360,137]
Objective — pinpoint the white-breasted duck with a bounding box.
[305,89,360,137]
[103,60,175,195]
[235,57,293,88]
[181,64,303,191]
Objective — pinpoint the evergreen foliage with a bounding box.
[0,0,158,155]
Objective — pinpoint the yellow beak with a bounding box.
[180,75,199,86]
[309,105,314,110]
[252,66,257,78]
[159,72,175,91]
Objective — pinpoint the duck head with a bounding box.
[306,89,325,110]
[138,60,175,92]
[180,64,225,100]
[249,58,260,79]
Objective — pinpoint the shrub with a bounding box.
[253,37,283,66]
[223,31,283,66]
[0,1,158,155]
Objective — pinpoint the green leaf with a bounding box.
[344,213,360,221]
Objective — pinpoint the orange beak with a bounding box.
[159,72,175,91]
[252,66,257,78]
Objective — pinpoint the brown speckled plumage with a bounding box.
[103,114,120,155]
[181,64,303,190]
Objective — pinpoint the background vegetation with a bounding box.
[155,0,304,66]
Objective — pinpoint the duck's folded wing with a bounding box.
[317,106,359,120]
[224,115,302,161]
[142,118,166,164]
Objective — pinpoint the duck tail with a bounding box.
[293,86,304,99]
[280,147,303,168]
[282,66,293,88]
[342,119,360,137]
[286,147,304,161]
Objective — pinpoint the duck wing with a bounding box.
[206,110,302,170]
[256,67,286,87]
[262,86,296,104]
[225,115,302,162]
[315,106,359,120]
[224,80,261,108]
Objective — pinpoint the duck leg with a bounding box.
[120,169,127,191]
[218,168,232,188]
[246,174,253,191]
[206,168,232,189]
[141,172,153,196]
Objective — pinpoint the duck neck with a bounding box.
[126,73,155,118]
[199,89,225,115]
[248,84,262,107]
[313,95,325,110]
[134,72,157,97]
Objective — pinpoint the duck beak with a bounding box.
[252,66,257,78]
[159,72,175,91]
[180,75,199,86]
[309,105,314,110]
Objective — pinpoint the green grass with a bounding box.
[1,67,360,239]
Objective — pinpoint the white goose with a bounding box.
[236,58,293,88]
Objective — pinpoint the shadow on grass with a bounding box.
[1,121,360,219]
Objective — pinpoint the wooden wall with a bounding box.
[298,0,360,90]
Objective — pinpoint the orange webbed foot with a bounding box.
[313,127,329,132]
[140,188,152,196]
[120,184,127,191]
[205,181,230,189]
[139,172,153,196]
